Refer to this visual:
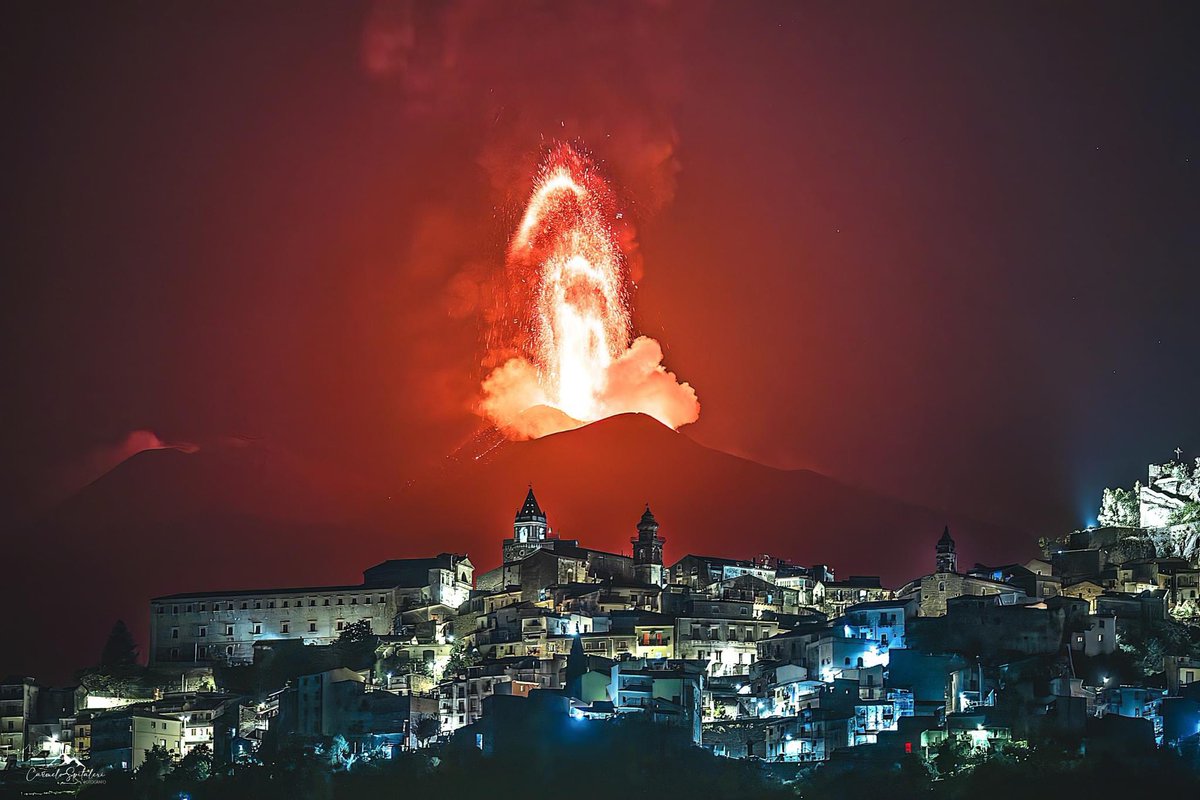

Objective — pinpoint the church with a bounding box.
[476,487,667,597]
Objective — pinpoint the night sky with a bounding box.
[2,2,1199,675]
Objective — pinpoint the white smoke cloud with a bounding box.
[479,335,699,440]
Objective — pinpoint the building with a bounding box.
[609,658,706,745]
[820,576,891,618]
[838,598,916,653]
[897,528,1027,616]
[0,677,38,762]
[674,600,778,676]
[89,710,183,771]
[438,658,560,734]
[668,554,777,590]
[148,554,473,666]
[272,668,428,749]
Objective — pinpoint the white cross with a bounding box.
[1175,447,1183,460]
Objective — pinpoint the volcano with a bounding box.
[392,413,1031,583]
[9,413,1033,682]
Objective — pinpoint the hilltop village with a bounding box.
[3,459,1200,792]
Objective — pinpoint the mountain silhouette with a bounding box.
[7,413,1032,682]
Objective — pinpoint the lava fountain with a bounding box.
[479,143,699,439]
[510,145,630,421]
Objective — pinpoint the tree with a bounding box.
[413,715,440,746]
[337,619,375,644]
[100,620,139,670]
[335,620,379,670]
[172,743,213,782]
[443,640,481,676]
[136,743,177,782]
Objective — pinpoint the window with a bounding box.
[186,604,194,612]
[281,622,290,634]
[252,623,262,635]
[241,602,247,610]
[267,601,275,609]
[938,582,946,592]
[254,602,261,610]
[157,606,164,615]
[324,599,330,606]
[172,605,179,614]
[199,603,206,612]
[337,598,344,605]
[171,628,179,639]
[337,620,345,631]
[309,622,317,632]
[225,625,234,636]
[170,648,179,660]
[198,626,207,638]
[225,645,234,656]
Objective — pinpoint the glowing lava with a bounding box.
[479,143,699,439]
[509,145,630,421]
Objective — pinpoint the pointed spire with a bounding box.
[515,486,545,522]
[565,633,586,700]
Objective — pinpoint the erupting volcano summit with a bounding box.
[478,143,700,440]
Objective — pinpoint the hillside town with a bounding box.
[3,458,1200,795]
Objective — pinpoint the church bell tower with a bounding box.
[935,526,957,574]
[632,506,666,586]
[504,487,549,562]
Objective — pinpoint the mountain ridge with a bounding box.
[6,412,1034,682]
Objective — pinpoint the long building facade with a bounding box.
[149,554,473,666]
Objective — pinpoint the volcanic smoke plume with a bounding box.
[478,144,699,439]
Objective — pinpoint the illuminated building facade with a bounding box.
[149,554,473,666]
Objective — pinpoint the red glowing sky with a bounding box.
[4,0,1198,527]
[2,1,1199,680]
